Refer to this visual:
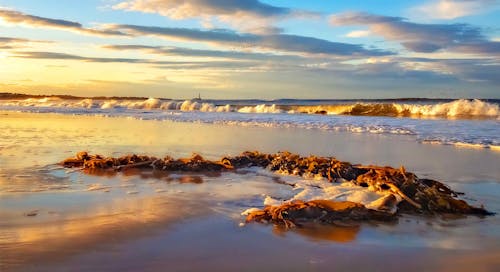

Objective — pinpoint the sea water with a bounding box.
[1,98,499,149]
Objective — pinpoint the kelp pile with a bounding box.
[61,150,492,227]
[245,200,396,228]
[61,151,235,171]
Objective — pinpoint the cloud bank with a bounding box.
[0,36,50,49]
[107,24,393,56]
[101,44,303,61]
[410,0,499,20]
[113,0,318,32]
[114,0,291,19]
[12,51,261,70]
[0,9,127,36]
[330,12,500,55]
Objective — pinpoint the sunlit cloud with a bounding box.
[113,0,319,32]
[0,8,128,36]
[0,36,30,49]
[114,0,291,19]
[101,44,304,61]
[410,0,499,20]
[373,57,500,83]
[364,57,391,64]
[106,24,393,56]
[330,12,500,55]
[11,51,264,70]
[0,36,52,49]
[13,51,148,63]
[345,30,371,38]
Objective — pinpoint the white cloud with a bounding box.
[411,0,498,20]
[345,30,371,38]
[365,57,391,64]
[113,0,318,32]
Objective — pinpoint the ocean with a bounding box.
[1,97,499,149]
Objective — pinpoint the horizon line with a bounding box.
[1,92,499,101]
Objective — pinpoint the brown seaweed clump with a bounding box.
[61,151,234,172]
[264,152,490,216]
[245,200,395,228]
[60,150,493,221]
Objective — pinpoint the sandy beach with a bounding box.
[1,112,499,271]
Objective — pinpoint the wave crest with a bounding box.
[238,104,283,114]
[0,97,498,119]
[292,99,499,118]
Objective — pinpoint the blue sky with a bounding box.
[0,0,499,99]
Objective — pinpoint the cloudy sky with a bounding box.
[0,0,499,99]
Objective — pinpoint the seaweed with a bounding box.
[61,150,493,225]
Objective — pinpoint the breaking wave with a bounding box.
[4,97,235,113]
[1,98,498,119]
[290,99,499,118]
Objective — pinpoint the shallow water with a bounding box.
[0,112,499,271]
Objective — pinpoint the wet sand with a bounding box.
[1,112,499,271]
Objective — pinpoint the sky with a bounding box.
[0,0,499,99]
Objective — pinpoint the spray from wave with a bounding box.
[290,99,499,118]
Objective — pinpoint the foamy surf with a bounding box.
[421,140,500,151]
[258,179,401,214]
[291,99,499,118]
[1,97,498,118]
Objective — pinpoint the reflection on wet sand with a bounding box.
[83,168,210,184]
[0,168,71,194]
[0,166,294,271]
[177,175,204,184]
[273,223,361,243]
[437,250,500,271]
[0,194,211,271]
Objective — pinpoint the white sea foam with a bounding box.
[248,177,400,213]
[87,184,112,191]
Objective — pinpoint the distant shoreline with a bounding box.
[1,92,496,102]
[0,92,150,101]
